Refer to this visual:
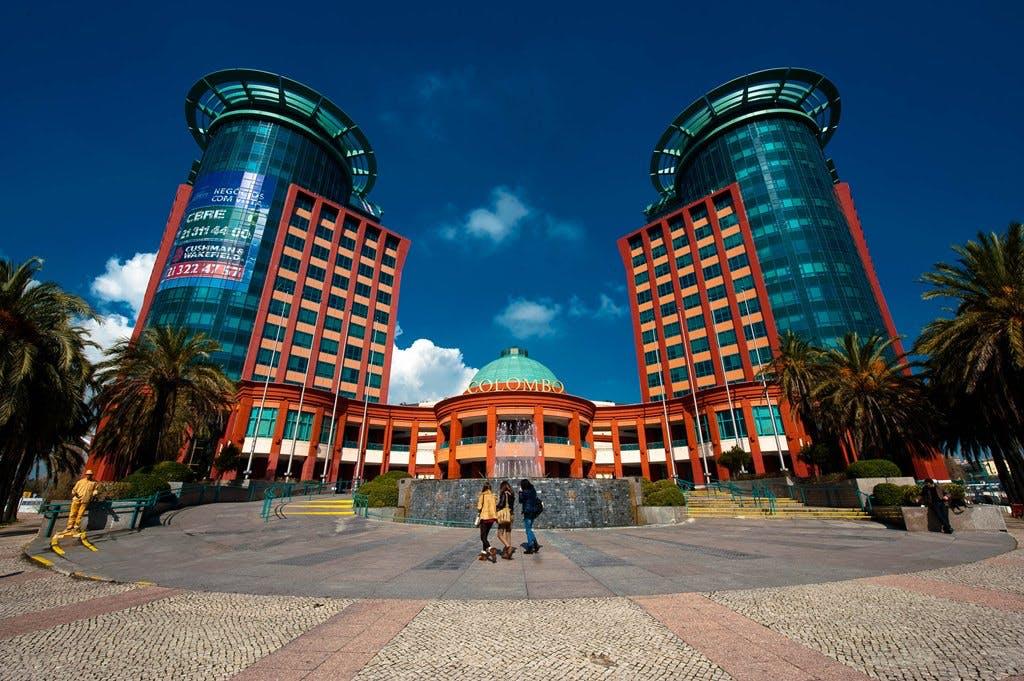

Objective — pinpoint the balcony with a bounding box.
[543,436,571,445]
[458,435,487,446]
[390,443,410,452]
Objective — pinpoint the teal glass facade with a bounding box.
[147,118,351,378]
[674,117,887,346]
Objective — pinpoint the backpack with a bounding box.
[534,496,544,517]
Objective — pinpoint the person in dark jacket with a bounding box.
[921,478,953,534]
[495,480,516,560]
[519,479,542,554]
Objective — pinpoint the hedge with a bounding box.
[359,471,411,507]
[872,483,922,507]
[641,479,686,507]
[846,459,902,479]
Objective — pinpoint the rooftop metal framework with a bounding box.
[649,67,841,199]
[185,69,378,203]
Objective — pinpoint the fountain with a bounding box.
[493,419,543,479]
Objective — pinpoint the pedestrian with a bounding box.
[476,482,498,562]
[921,478,954,534]
[519,479,542,554]
[495,480,516,560]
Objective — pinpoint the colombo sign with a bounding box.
[465,379,565,394]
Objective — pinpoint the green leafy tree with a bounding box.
[767,332,826,440]
[0,258,95,522]
[916,222,1024,503]
[92,326,236,476]
[815,333,934,461]
[798,442,835,477]
[718,445,753,476]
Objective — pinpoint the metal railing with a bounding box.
[458,436,487,445]
[39,495,160,538]
[260,481,330,522]
[543,436,571,445]
[390,444,410,452]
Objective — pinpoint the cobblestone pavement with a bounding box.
[354,598,732,680]
[1,521,1022,680]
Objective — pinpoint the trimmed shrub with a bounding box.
[718,446,753,476]
[900,485,922,506]
[358,471,411,508]
[122,472,171,499]
[871,483,903,507]
[95,481,134,501]
[149,461,196,483]
[642,479,686,506]
[846,459,902,479]
[943,482,966,505]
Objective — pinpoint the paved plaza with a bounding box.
[1,503,1022,680]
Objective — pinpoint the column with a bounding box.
[328,404,346,482]
[381,417,393,473]
[569,411,583,478]
[659,412,675,479]
[434,426,444,479]
[611,420,623,478]
[485,407,497,478]
[301,407,325,480]
[585,422,597,478]
[741,401,765,474]
[449,416,461,479]
[778,399,808,476]
[265,399,290,481]
[683,411,706,485]
[533,405,545,475]
[408,418,420,478]
[636,418,651,480]
[707,408,726,480]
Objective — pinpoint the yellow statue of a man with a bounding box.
[64,469,98,534]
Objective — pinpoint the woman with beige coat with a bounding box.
[476,482,498,562]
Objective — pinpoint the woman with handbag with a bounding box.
[495,480,516,560]
[476,482,498,562]
[519,479,542,554]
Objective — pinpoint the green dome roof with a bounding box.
[466,348,564,393]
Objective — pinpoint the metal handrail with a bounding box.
[543,436,571,445]
[458,436,487,445]
[353,492,370,517]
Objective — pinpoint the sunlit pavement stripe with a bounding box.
[634,592,870,680]
[866,574,1024,612]
[231,599,426,681]
[0,586,181,639]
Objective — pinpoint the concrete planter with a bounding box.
[638,506,688,525]
[902,505,1007,532]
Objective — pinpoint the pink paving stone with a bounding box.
[0,586,180,639]
[232,599,427,681]
[0,570,51,586]
[634,593,871,681]
[867,574,1024,612]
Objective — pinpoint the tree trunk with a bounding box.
[1,449,34,524]
[992,448,1024,505]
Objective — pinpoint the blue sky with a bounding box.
[1,2,1021,404]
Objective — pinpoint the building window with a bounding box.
[740,297,761,313]
[380,272,394,286]
[374,310,390,325]
[296,308,317,325]
[358,263,375,278]
[698,244,717,260]
[320,337,339,354]
[344,344,362,361]
[369,351,385,366]
[273,276,295,295]
[632,253,647,267]
[319,418,338,444]
[349,323,365,339]
[686,314,705,331]
[332,273,349,289]
[301,286,322,304]
[324,315,343,332]
[361,244,377,259]
[716,409,748,439]
[256,348,278,367]
[647,372,662,388]
[311,244,330,261]
[752,406,785,437]
[664,322,681,337]
[355,282,372,297]
[676,253,693,268]
[719,213,739,228]
[372,329,387,344]
[642,329,656,344]
[286,355,308,373]
[644,350,659,365]
[634,271,649,285]
[722,353,742,371]
[636,290,652,304]
[336,253,353,269]
[744,321,767,340]
[683,293,701,309]
[382,254,396,268]
[717,329,737,347]
[669,366,688,382]
[723,232,743,249]
[283,410,314,441]
[656,282,674,297]
[292,331,313,348]
[268,300,290,317]
[639,309,655,323]
[315,224,334,241]
[315,360,334,379]
[706,284,727,302]
[660,301,677,316]
[263,323,283,340]
[679,273,697,288]
[351,302,368,318]
[691,336,710,354]
[279,255,300,272]
[654,263,671,277]
[328,294,345,311]
[341,367,360,383]
[694,360,715,377]
[713,307,733,324]
[734,275,755,293]
[245,407,277,438]
[666,343,684,359]
[749,346,772,367]
[694,225,713,240]
[672,235,688,250]
[703,263,723,280]
[340,236,357,250]
[366,373,382,388]
[727,253,749,270]
[306,264,326,282]
[651,245,667,259]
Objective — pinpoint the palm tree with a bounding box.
[916,222,1024,502]
[766,331,826,440]
[0,258,95,522]
[92,326,236,476]
[814,332,933,462]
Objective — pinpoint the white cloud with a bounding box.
[91,252,156,315]
[81,251,156,363]
[80,313,134,364]
[494,298,562,339]
[442,187,581,245]
[388,338,477,404]
[545,217,583,241]
[568,293,625,320]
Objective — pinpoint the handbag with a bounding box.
[496,507,512,524]
[473,514,481,527]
